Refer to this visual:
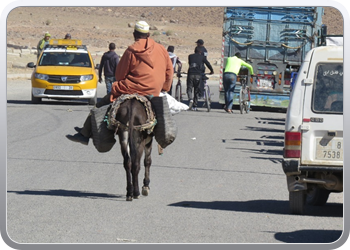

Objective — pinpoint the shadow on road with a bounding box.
[8,189,123,200]
[168,199,343,218]
[274,229,342,243]
[7,99,93,106]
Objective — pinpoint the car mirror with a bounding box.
[27,62,36,68]
[95,64,100,70]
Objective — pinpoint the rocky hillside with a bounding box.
[7,7,343,75]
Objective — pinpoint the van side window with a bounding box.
[312,63,343,113]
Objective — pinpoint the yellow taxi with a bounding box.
[27,39,98,104]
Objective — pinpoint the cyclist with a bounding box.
[195,39,208,98]
[167,45,182,96]
[186,47,214,111]
[223,52,254,114]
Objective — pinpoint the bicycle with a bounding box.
[202,74,211,112]
[174,72,185,102]
[238,75,251,114]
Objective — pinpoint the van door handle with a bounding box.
[300,124,310,131]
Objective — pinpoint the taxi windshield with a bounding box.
[38,52,91,67]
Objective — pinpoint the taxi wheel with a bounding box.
[88,93,97,105]
[31,93,42,104]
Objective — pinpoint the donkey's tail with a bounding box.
[128,100,137,162]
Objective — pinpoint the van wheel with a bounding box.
[31,93,42,104]
[306,185,330,206]
[289,190,306,215]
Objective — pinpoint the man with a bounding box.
[195,39,208,98]
[167,45,182,96]
[66,21,173,144]
[37,32,51,58]
[98,43,120,94]
[186,47,214,111]
[223,52,254,114]
[195,39,208,57]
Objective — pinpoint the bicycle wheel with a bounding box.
[175,83,181,102]
[245,88,251,113]
[239,88,244,114]
[205,85,211,112]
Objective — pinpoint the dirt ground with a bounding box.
[6,6,344,75]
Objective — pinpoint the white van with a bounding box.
[282,45,343,215]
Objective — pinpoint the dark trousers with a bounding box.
[186,74,201,107]
[80,93,111,138]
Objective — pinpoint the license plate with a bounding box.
[315,138,343,161]
[257,79,272,88]
[53,86,73,90]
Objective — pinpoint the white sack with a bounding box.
[159,92,189,115]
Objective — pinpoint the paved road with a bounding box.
[5,78,343,246]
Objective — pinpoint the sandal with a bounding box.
[224,108,233,114]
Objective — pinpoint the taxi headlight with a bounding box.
[80,75,93,81]
[34,73,49,80]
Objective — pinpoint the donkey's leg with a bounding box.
[131,137,145,199]
[119,130,133,201]
[142,136,153,196]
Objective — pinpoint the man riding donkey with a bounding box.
[66,21,174,151]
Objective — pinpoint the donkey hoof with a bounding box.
[142,186,150,196]
[126,196,133,201]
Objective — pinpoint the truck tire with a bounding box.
[289,190,306,215]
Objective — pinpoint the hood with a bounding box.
[127,38,155,68]
[35,66,96,75]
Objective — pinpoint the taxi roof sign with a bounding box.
[49,39,83,46]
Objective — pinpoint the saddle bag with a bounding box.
[151,96,178,148]
[90,104,116,153]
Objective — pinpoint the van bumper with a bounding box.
[282,159,343,191]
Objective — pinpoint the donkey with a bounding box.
[114,98,154,201]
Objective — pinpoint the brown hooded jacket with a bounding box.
[110,37,173,102]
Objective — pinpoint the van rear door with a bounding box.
[300,46,343,166]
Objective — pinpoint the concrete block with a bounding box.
[13,49,21,54]
[21,49,31,55]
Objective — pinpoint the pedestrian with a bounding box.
[195,39,208,57]
[167,45,182,96]
[223,52,254,114]
[186,47,214,111]
[37,32,51,58]
[64,33,71,39]
[66,20,173,145]
[98,43,120,94]
[195,39,208,98]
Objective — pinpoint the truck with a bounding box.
[219,7,324,109]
